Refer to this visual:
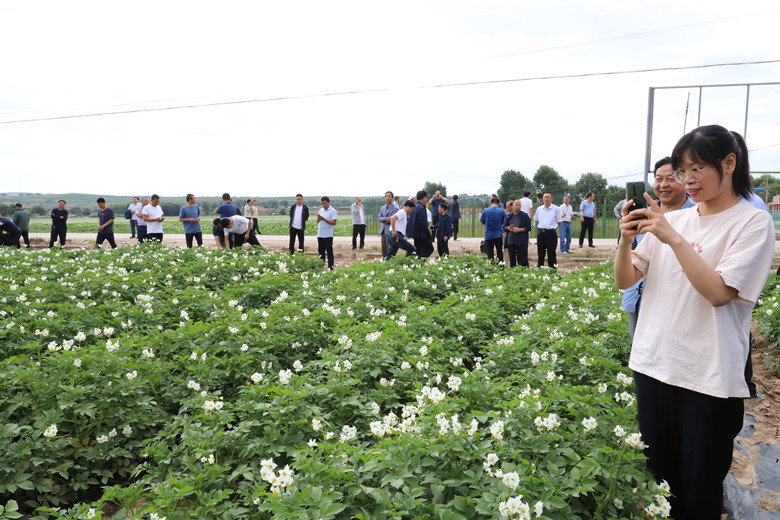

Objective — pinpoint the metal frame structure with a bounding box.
[643,81,780,183]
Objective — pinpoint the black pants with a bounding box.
[579,217,594,247]
[507,243,528,267]
[413,236,434,258]
[96,232,117,249]
[252,217,259,233]
[318,237,334,269]
[452,219,459,240]
[352,224,366,249]
[185,233,203,248]
[484,237,503,264]
[289,227,305,253]
[234,231,261,248]
[19,230,30,248]
[436,237,449,257]
[537,229,557,268]
[146,233,163,243]
[0,231,21,248]
[635,372,743,520]
[49,227,66,248]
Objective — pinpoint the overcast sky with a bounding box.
[2,1,779,199]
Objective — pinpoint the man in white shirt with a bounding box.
[351,197,366,249]
[533,192,561,268]
[244,200,253,220]
[288,194,310,254]
[213,215,262,248]
[128,197,142,238]
[518,191,534,219]
[317,196,338,269]
[386,200,417,260]
[559,195,573,254]
[134,197,148,243]
[142,194,165,243]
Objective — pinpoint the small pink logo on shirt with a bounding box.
[690,242,703,254]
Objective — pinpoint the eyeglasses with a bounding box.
[673,164,712,183]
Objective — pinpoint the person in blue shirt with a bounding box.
[215,193,238,249]
[578,192,596,248]
[408,190,434,258]
[436,203,452,257]
[480,196,505,264]
[179,194,203,248]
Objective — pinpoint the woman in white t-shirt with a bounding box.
[615,124,774,519]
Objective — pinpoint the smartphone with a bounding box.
[626,181,647,212]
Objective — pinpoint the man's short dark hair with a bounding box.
[58,200,66,204]
[490,196,500,205]
[222,193,231,201]
[524,191,531,198]
[403,200,415,208]
[416,190,427,200]
[151,194,160,201]
[321,196,330,203]
[440,203,448,211]
[536,193,543,200]
[15,203,22,208]
[654,156,672,174]
[186,194,195,202]
[296,193,303,198]
[385,190,394,198]
[586,191,594,198]
[213,218,222,228]
[221,218,232,228]
[453,194,458,201]
[246,199,251,204]
[96,197,106,204]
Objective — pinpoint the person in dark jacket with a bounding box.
[49,200,68,248]
[408,190,433,258]
[504,199,532,267]
[289,194,310,254]
[436,203,452,258]
[0,212,22,248]
[450,195,461,240]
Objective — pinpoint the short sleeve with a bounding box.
[716,211,775,303]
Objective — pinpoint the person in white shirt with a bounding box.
[533,193,561,268]
[558,195,573,254]
[518,191,534,219]
[213,215,262,248]
[351,197,366,249]
[317,196,338,269]
[615,124,775,517]
[385,200,417,260]
[128,197,141,238]
[244,200,253,219]
[613,194,628,245]
[142,194,165,243]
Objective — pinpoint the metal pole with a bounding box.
[744,84,751,140]
[697,86,702,127]
[644,87,655,186]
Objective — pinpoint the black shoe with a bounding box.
[589,245,596,248]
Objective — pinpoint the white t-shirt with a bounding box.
[393,209,409,235]
[630,202,775,398]
[230,215,251,234]
[292,205,304,229]
[142,204,164,233]
[317,206,338,238]
[131,203,144,226]
[244,205,253,218]
[519,197,533,216]
[559,204,573,222]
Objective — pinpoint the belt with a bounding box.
[539,228,557,231]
